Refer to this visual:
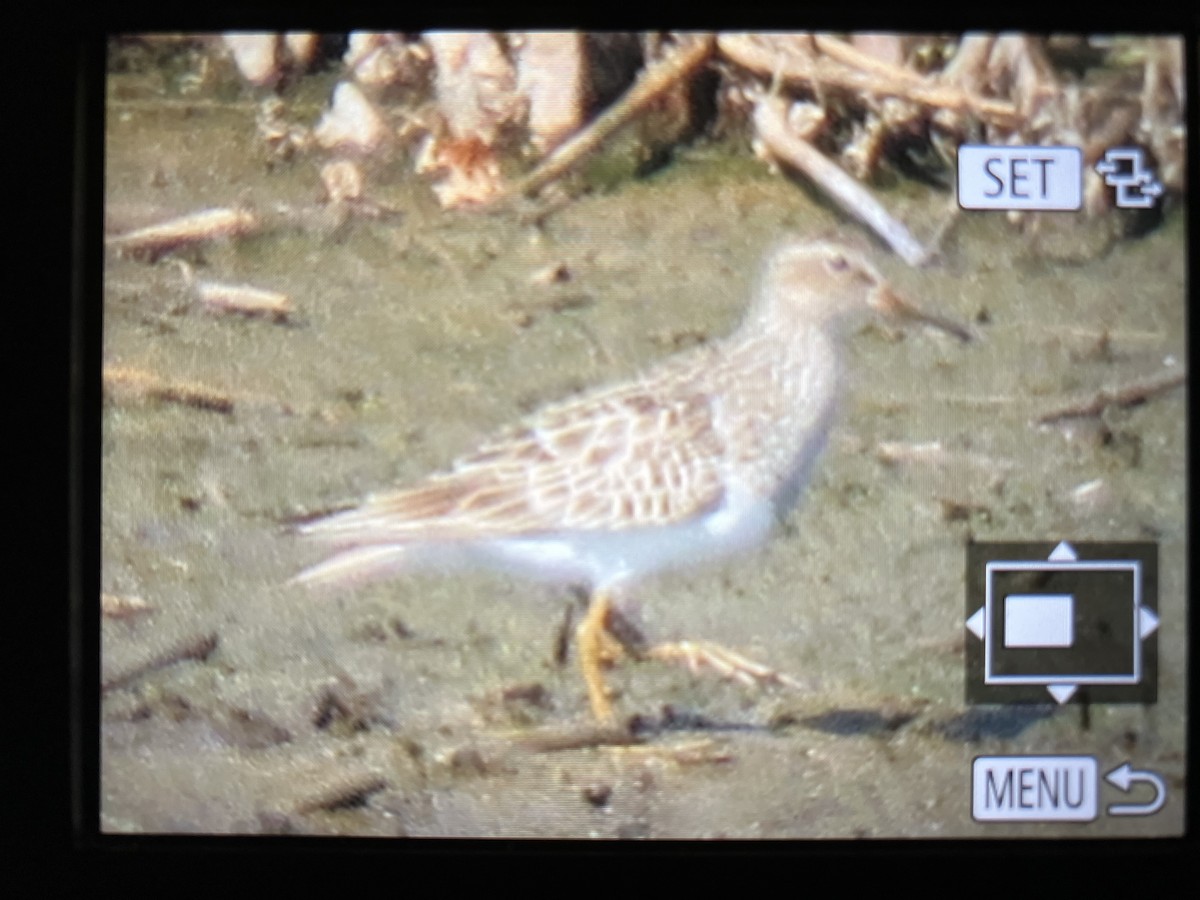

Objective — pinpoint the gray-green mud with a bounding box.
[101,77,1186,838]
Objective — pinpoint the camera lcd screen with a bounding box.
[97,30,1187,838]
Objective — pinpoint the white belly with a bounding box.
[481,483,778,591]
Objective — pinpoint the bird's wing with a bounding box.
[299,367,729,546]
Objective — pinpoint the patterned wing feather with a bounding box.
[299,370,729,546]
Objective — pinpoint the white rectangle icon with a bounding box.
[973,756,1097,822]
[958,145,1082,210]
[983,559,1142,686]
[1004,594,1074,648]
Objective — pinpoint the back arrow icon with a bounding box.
[1105,762,1166,816]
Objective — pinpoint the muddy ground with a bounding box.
[100,68,1186,838]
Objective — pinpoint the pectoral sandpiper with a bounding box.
[293,238,968,723]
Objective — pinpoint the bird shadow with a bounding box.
[789,707,921,737]
[511,703,1061,749]
[929,705,1059,743]
[783,704,1059,743]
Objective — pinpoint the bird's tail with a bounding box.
[289,544,413,590]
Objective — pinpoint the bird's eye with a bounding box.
[827,255,850,272]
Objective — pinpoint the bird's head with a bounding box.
[756,239,971,341]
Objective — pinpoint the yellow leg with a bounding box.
[576,591,626,723]
[577,598,801,722]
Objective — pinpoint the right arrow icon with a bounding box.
[1139,607,1160,639]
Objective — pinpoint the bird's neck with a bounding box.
[741,309,843,359]
[747,295,853,345]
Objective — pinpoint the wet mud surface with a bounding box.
[101,83,1186,838]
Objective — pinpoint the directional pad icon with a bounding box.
[965,541,1158,705]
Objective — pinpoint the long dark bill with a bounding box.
[872,285,973,343]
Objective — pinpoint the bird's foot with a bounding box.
[646,640,804,691]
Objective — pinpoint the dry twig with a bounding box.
[101,593,152,619]
[510,723,644,753]
[719,33,1020,128]
[490,33,715,206]
[194,281,294,322]
[102,631,219,694]
[616,738,735,766]
[103,365,296,415]
[292,772,391,815]
[752,94,933,267]
[103,365,236,414]
[1034,370,1186,425]
[106,208,261,261]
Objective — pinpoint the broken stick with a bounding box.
[719,33,1020,128]
[103,365,236,415]
[491,33,715,206]
[102,631,219,694]
[106,208,261,261]
[1034,370,1186,425]
[753,94,933,267]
